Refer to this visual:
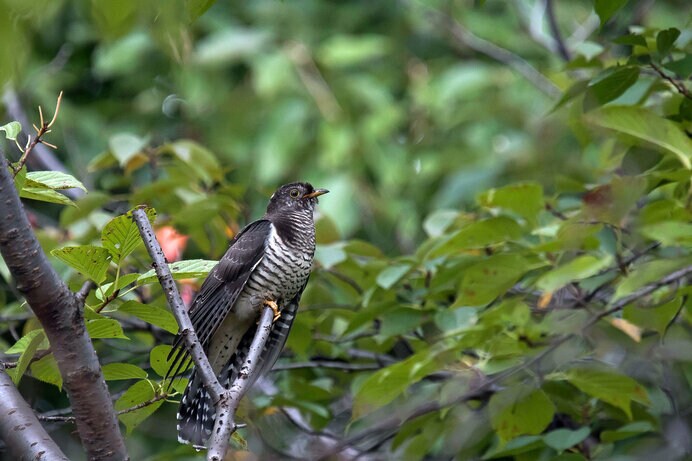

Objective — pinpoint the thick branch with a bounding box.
[133,207,275,460]
[0,152,127,460]
[0,364,69,461]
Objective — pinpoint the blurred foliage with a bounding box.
[1,0,691,460]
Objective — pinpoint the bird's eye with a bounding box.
[289,189,300,198]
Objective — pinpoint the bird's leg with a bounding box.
[263,299,281,322]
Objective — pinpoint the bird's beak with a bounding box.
[303,188,329,199]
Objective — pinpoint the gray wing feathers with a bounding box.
[166,219,272,380]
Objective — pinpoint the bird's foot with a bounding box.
[263,299,281,322]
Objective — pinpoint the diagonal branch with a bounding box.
[0,364,69,460]
[0,151,127,460]
[132,207,275,461]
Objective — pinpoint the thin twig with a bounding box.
[38,392,171,423]
[545,0,571,61]
[272,360,383,372]
[650,63,692,100]
[11,91,64,178]
[410,0,561,98]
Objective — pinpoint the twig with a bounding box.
[650,63,692,100]
[11,91,64,178]
[410,0,561,98]
[272,360,383,372]
[76,280,95,301]
[38,392,170,423]
[133,207,275,461]
[0,364,69,460]
[284,41,342,122]
[545,0,571,61]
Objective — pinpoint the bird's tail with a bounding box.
[177,351,248,448]
[177,370,215,448]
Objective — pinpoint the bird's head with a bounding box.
[266,182,329,215]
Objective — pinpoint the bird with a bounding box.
[167,182,328,448]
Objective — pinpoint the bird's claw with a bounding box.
[263,299,281,322]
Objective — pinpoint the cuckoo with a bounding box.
[167,182,328,447]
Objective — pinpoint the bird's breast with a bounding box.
[242,225,314,304]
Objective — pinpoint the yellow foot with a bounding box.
[263,299,281,322]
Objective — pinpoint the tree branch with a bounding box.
[410,1,561,98]
[132,207,275,461]
[0,364,69,460]
[545,0,571,61]
[650,63,692,100]
[0,151,127,460]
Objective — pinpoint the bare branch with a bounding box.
[650,63,692,100]
[38,392,170,424]
[0,150,127,460]
[11,91,64,178]
[132,207,276,461]
[409,1,561,98]
[0,364,69,460]
[545,0,571,61]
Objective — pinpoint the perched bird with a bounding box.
[167,182,328,448]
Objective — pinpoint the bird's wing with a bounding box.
[166,219,272,380]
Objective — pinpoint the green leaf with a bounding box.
[20,187,75,207]
[5,329,44,354]
[587,66,640,106]
[102,208,156,263]
[423,209,459,238]
[137,259,217,285]
[380,307,424,337]
[543,427,590,452]
[0,121,21,141]
[489,388,555,444]
[639,222,692,246]
[376,264,411,289]
[165,140,222,185]
[314,243,347,269]
[150,344,190,378]
[353,348,440,417]
[7,330,45,385]
[458,254,529,306]
[51,245,112,283]
[482,435,544,459]
[108,132,148,167]
[25,171,87,192]
[600,421,655,442]
[594,0,629,25]
[624,297,682,335]
[318,34,391,68]
[664,55,692,78]
[536,255,613,293]
[656,28,680,56]
[613,257,692,301]
[30,354,62,389]
[118,300,179,334]
[115,380,164,434]
[102,362,148,381]
[430,217,522,258]
[562,368,649,418]
[585,106,692,169]
[86,319,128,339]
[477,182,543,225]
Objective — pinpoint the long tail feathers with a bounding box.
[177,371,215,448]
